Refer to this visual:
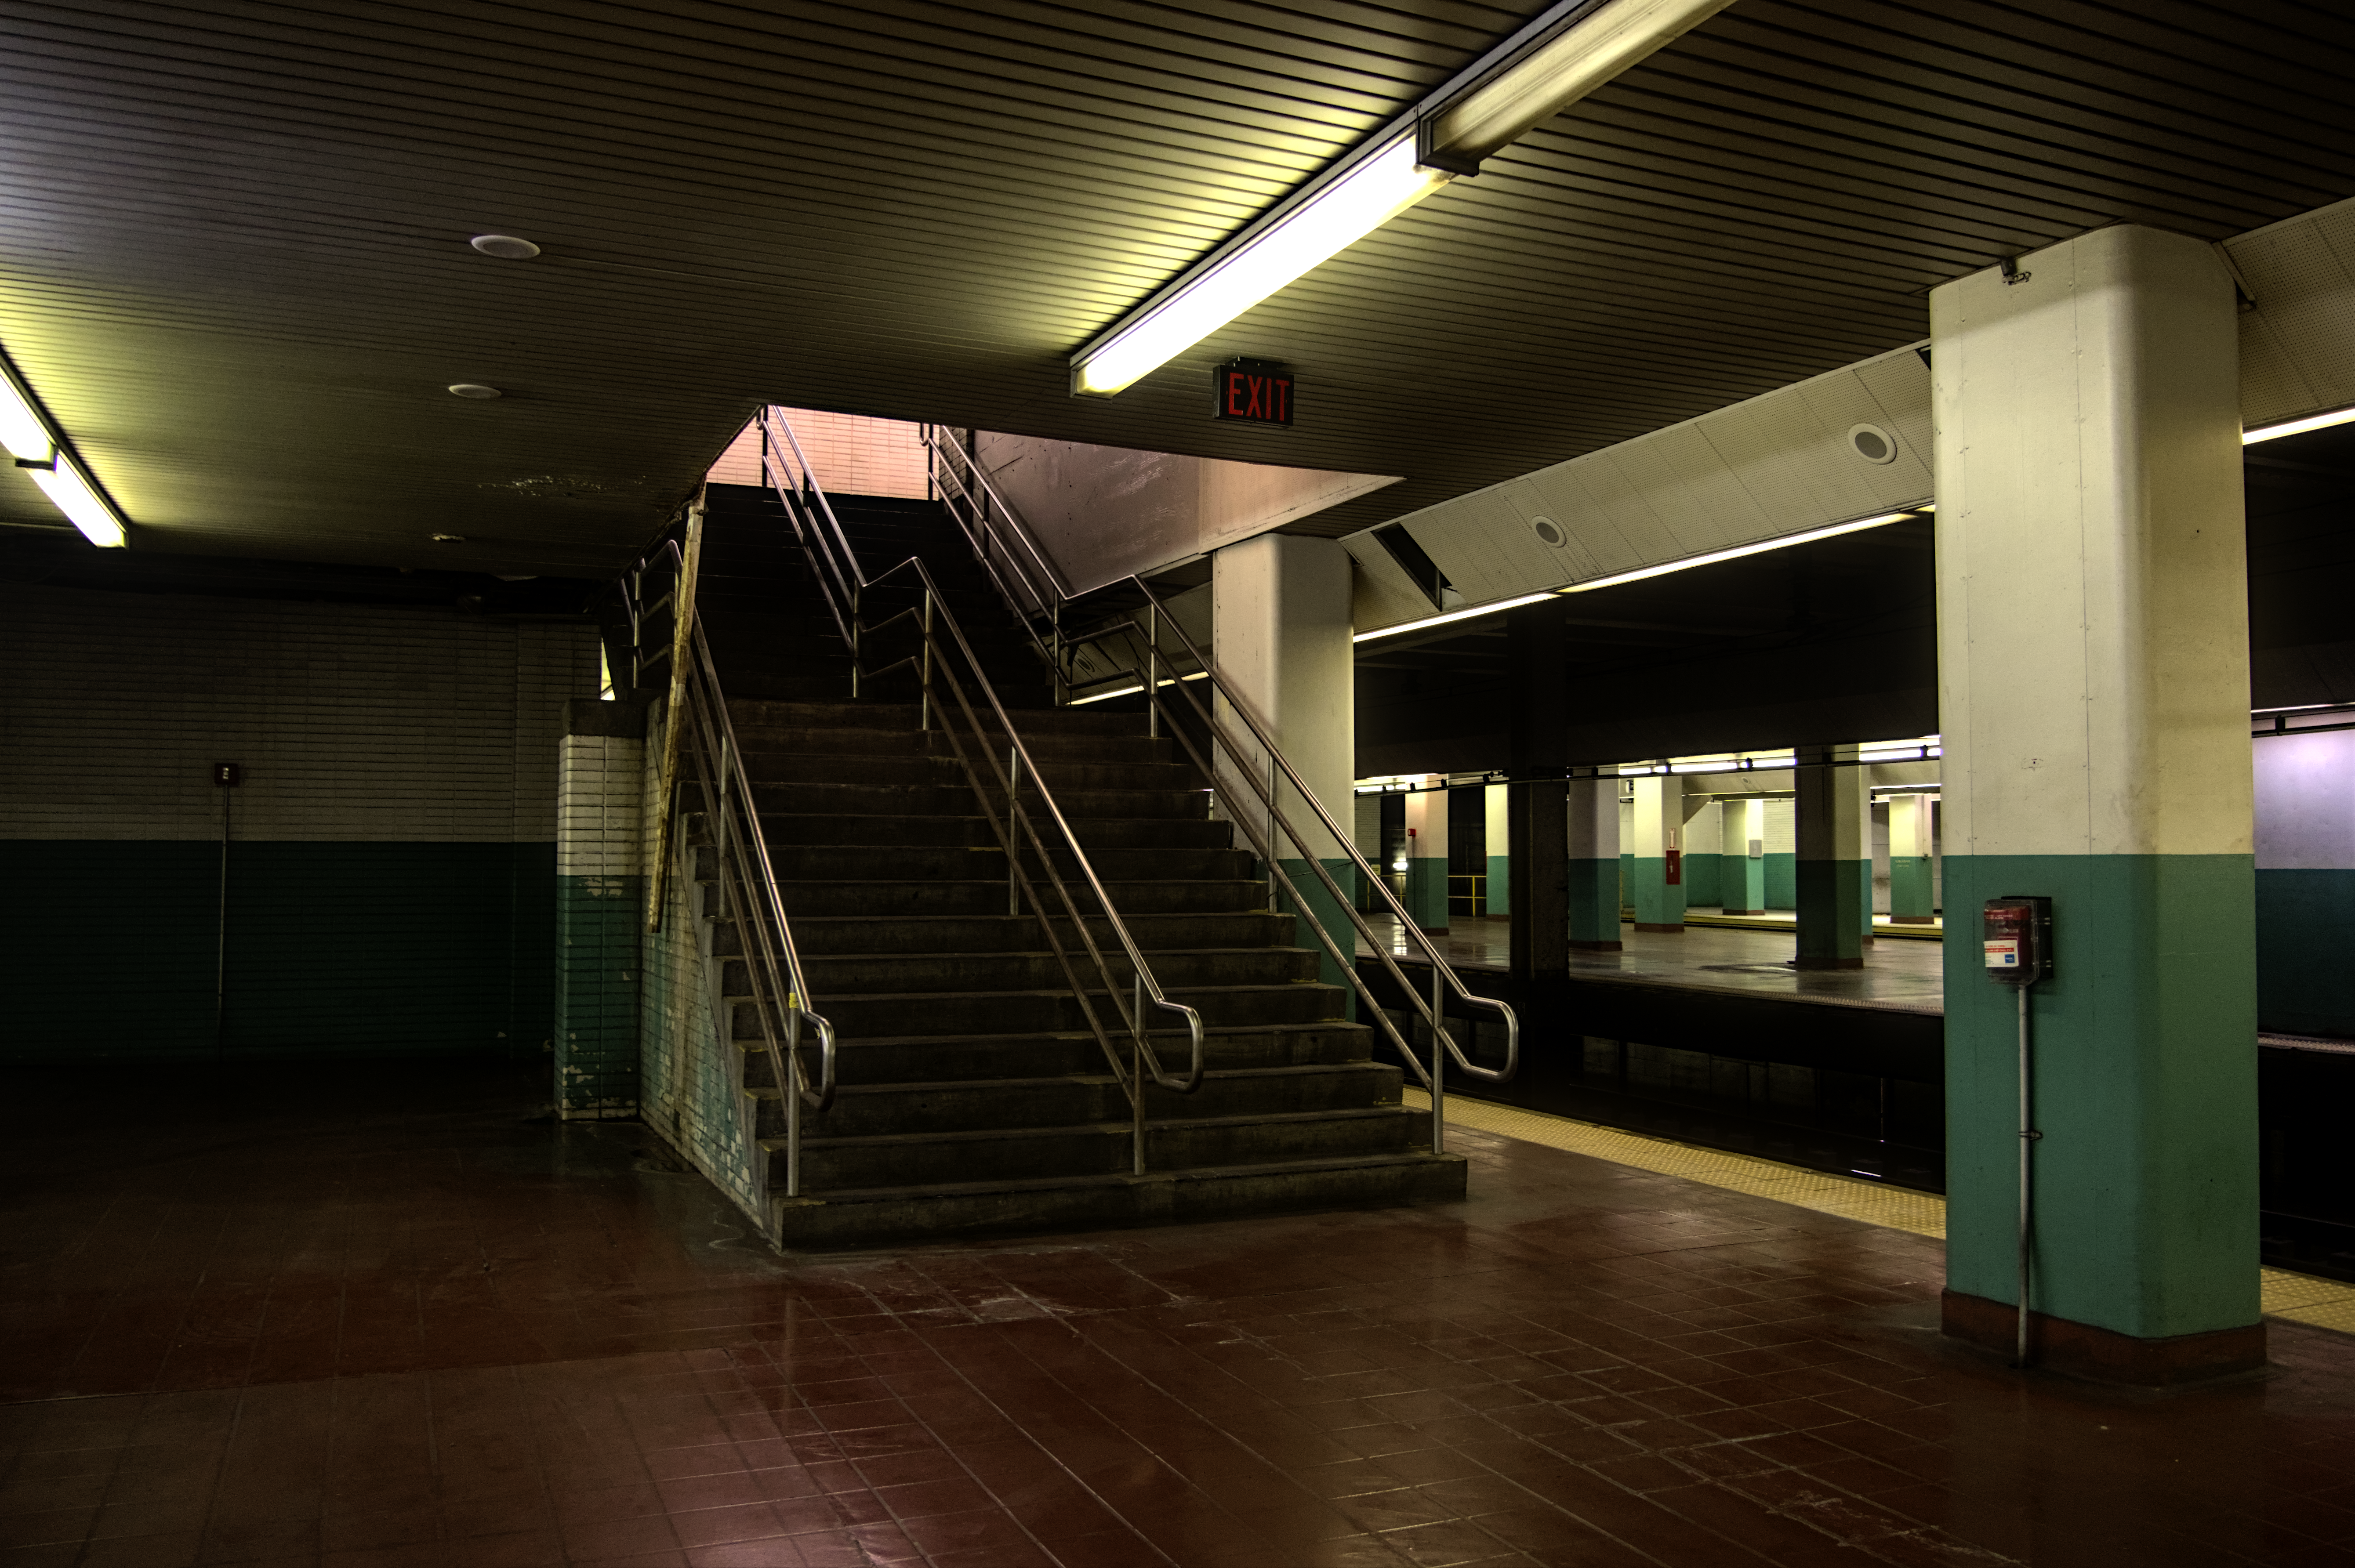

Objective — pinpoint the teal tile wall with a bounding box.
[1,840,554,1062]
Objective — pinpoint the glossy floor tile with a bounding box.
[5,1061,2354,1567]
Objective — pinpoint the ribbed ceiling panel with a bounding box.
[0,0,2348,569]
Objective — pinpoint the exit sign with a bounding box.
[1213,360,1293,426]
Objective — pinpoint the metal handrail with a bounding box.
[756,409,1205,1175]
[619,536,838,1201]
[889,438,1519,1146]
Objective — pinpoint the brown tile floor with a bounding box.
[7,1062,2355,1568]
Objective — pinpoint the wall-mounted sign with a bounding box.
[1213,359,1293,427]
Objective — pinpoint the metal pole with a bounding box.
[1008,748,1022,916]
[1147,607,1160,741]
[1430,962,1446,1155]
[215,785,230,1066]
[714,732,732,918]
[1266,751,1281,913]
[1132,971,1148,1176]
[2015,980,2039,1367]
[920,589,933,732]
[786,1016,803,1199]
[850,585,862,700]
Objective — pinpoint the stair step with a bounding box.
[767,1023,1376,1083]
[744,842,1255,884]
[767,1152,1466,1248]
[750,1062,1402,1137]
[715,911,1298,956]
[749,782,1209,821]
[750,813,1229,850]
[734,981,1346,1038]
[767,1105,1430,1188]
[741,946,1319,997]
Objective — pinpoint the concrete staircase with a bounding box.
[690,485,1466,1246]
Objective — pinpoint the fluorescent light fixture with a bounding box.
[1069,0,1734,397]
[2253,703,2343,714]
[1072,138,1449,396]
[29,455,127,548]
[1424,0,1736,163]
[0,374,51,462]
[1560,511,1918,594]
[2245,405,2355,445]
[1352,590,1557,645]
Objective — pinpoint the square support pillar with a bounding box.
[1484,784,1510,916]
[1889,794,1938,923]
[1796,744,1870,967]
[1720,797,1767,914]
[1933,224,2261,1383]
[1403,787,1450,934]
[1507,600,1569,981]
[1629,774,1685,933]
[1212,536,1356,991]
[1567,774,1622,949]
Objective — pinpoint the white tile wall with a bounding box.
[704,409,929,499]
[558,735,646,878]
[0,583,596,842]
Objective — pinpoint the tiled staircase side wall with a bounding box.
[0,581,594,1062]
[635,699,768,1231]
[556,710,646,1118]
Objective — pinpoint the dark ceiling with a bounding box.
[1,0,2351,576]
[1357,424,2355,774]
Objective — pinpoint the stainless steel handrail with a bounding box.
[889,441,1520,1148]
[756,409,1205,1173]
[621,535,838,1202]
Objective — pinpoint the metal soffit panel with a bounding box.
[0,1,2349,572]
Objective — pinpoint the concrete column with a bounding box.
[1629,774,1686,932]
[1720,797,1766,913]
[1212,536,1355,989]
[1934,225,2259,1380]
[1796,744,1871,967]
[1507,600,1569,981]
[1484,784,1510,916]
[1682,795,1722,909]
[1889,793,1937,923]
[1353,793,1381,911]
[1403,787,1449,933]
[1567,774,1622,949]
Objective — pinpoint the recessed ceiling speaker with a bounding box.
[448,384,502,399]
[470,234,541,259]
[1529,515,1568,547]
[1848,423,1898,464]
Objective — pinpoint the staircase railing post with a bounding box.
[850,585,862,699]
[1133,970,1148,1176]
[786,1005,803,1198]
[1007,747,1022,917]
[1146,607,1160,741]
[920,588,934,732]
[1430,963,1446,1155]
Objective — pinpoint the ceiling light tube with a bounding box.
[29,454,127,548]
[1423,0,1737,166]
[1352,590,1559,644]
[1559,511,1918,594]
[1069,0,1737,397]
[0,374,51,463]
[1073,138,1450,396]
[2245,405,2355,445]
[1,347,128,547]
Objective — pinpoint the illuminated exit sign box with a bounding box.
[1213,359,1294,426]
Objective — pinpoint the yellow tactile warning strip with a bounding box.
[1407,1088,2355,1336]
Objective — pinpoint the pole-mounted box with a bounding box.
[1983,895,2053,985]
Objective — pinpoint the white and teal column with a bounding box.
[1403,786,1450,933]
[1934,225,2261,1380]
[555,699,645,1119]
[1568,774,1622,949]
[1629,773,1685,933]
[1720,797,1766,913]
[1796,745,1872,968]
[1212,536,1356,989]
[1682,796,1722,909]
[1889,793,1937,924]
[1484,783,1510,916]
